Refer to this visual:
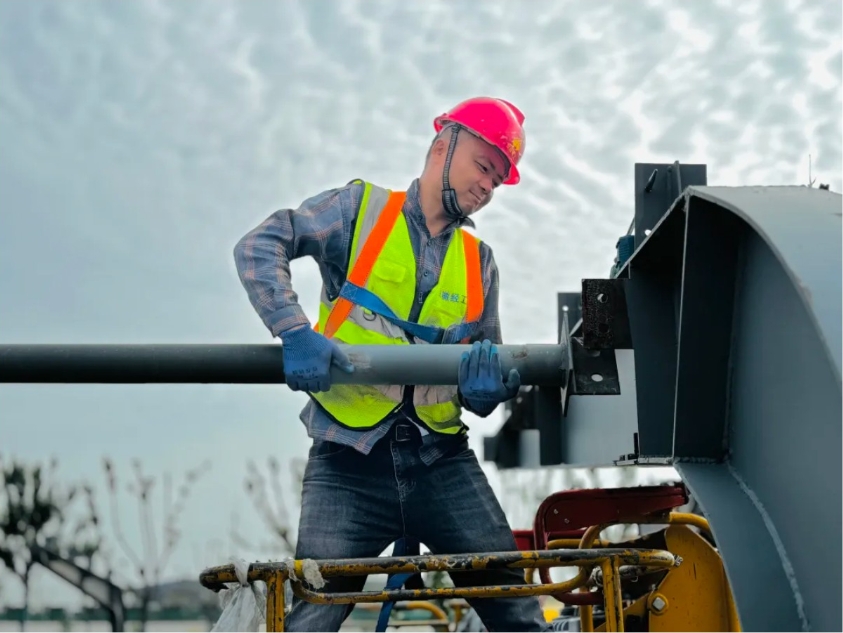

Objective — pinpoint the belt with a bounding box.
[393,423,418,442]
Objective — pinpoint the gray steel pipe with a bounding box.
[0,343,568,387]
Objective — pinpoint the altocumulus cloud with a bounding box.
[0,0,840,609]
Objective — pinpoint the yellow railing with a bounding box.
[200,547,678,632]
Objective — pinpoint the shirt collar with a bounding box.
[405,178,476,234]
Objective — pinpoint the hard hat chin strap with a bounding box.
[440,125,467,222]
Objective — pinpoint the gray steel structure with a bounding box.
[1,161,839,631]
[485,163,842,632]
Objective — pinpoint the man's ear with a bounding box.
[431,137,448,158]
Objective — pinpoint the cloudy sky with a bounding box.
[1,0,840,612]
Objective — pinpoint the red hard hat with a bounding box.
[434,97,526,185]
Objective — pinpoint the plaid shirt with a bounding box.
[234,178,502,465]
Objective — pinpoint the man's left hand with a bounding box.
[458,339,521,416]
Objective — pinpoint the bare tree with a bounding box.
[230,456,306,558]
[0,455,102,631]
[101,457,210,632]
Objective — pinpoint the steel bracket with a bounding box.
[571,337,620,395]
[581,278,632,350]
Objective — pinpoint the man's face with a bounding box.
[435,130,509,215]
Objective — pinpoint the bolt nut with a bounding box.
[649,594,669,615]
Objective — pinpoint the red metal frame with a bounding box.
[534,483,688,543]
[513,529,535,552]
[514,483,689,585]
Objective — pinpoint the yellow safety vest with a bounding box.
[310,180,485,433]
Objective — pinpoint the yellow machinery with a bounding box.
[199,482,741,631]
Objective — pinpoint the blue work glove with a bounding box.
[281,325,354,392]
[458,339,521,417]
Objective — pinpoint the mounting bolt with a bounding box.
[649,593,669,615]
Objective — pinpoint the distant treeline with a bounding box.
[0,605,218,623]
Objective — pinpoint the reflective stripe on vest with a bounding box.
[310,180,484,433]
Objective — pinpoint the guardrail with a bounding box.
[199,547,678,632]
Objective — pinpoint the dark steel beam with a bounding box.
[482,384,564,469]
[672,197,744,459]
[0,343,568,386]
[625,199,686,460]
[633,161,707,252]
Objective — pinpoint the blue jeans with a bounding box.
[286,423,548,632]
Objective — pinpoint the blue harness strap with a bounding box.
[375,536,421,632]
[339,282,476,344]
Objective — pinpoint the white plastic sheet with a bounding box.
[211,557,267,632]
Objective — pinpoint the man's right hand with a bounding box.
[281,326,354,392]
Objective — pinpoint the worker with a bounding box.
[233,97,547,632]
